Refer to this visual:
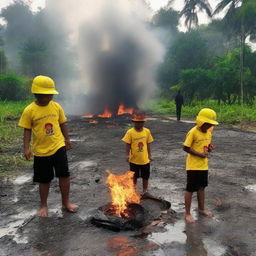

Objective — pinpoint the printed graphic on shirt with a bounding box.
[45,123,54,136]
[138,142,144,152]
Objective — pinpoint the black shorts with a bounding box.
[33,146,70,183]
[129,163,150,180]
[186,170,208,192]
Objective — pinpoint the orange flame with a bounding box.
[98,108,112,118]
[82,104,134,118]
[83,114,93,118]
[106,170,140,217]
[117,104,134,115]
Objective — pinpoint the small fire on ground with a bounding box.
[83,104,134,118]
[105,170,140,218]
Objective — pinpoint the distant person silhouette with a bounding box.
[175,90,184,121]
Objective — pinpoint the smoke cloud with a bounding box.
[44,0,164,115]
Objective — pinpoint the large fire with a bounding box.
[105,170,140,217]
[83,104,134,118]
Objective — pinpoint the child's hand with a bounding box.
[208,144,216,152]
[149,156,154,162]
[126,155,129,162]
[24,149,33,160]
[65,139,72,150]
[201,152,209,158]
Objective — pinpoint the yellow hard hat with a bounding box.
[196,108,219,127]
[31,75,59,94]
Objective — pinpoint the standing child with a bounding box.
[183,108,218,223]
[122,110,154,194]
[18,75,78,217]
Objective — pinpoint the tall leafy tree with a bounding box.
[157,30,208,94]
[0,49,8,74]
[179,0,212,30]
[213,0,256,105]
[152,8,179,36]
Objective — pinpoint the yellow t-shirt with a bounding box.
[122,127,154,165]
[18,101,67,157]
[183,126,212,170]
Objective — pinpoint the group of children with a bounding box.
[19,75,218,223]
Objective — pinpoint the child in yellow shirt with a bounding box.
[183,108,218,223]
[122,110,154,194]
[18,75,78,217]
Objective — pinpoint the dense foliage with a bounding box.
[0,74,30,101]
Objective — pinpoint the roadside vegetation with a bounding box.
[143,98,256,125]
[0,85,32,177]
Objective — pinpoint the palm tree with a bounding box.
[213,0,256,105]
[179,0,212,30]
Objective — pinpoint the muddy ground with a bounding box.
[0,115,256,256]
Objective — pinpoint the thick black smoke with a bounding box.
[74,1,164,115]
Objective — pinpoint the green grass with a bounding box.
[143,98,256,125]
[0,100,30,141]
[0,100,31,177]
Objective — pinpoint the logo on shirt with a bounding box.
[45,123,54,136]
[138,142,144,152]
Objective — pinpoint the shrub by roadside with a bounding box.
[0,74,31,101]
[143,98,256,125]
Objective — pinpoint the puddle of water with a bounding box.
[71,160,97,170]
[49,207,64,218]
[0,210,36,244]
[166,117,195,124]
[70,138,84,142]
[149,220,186,245]
[12,196,19,203]
[245,184,256,192]
[203,238,226,256]
[12,174,32,185]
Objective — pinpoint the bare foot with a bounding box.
[185,213,195,223]
[63,203,79,213]
[38,206,48,217]
[198,209,213,217]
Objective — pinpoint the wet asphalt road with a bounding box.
[0,115,256,256]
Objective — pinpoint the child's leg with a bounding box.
[133,175,137,185]
[59,177,78,212]
[141,163,150,194]
[142,179,148,193]
[197,188,213,217]
[38,183,50,217]
[184,191,195,223]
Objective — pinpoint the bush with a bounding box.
[0,74,30,101]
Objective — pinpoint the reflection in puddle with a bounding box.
[149,220,226,256]
[70,137,84,142]
[107,236,159,256]
[12,174,32,185]
[107,236,137,256]
[203,238,226,256]
[0,210,36,244]
[245,184,256,192]
[71,160,97,170]
[149,221,186,244]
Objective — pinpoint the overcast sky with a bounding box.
[0,0,219,22]
[0,0,224,33]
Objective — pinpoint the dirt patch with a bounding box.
[0,115,256,256]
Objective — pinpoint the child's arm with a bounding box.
[125,143,131,162]
[183,146,209,158]
[147,143,153,161]
[60,123,72,150]
[23,128,33,160]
